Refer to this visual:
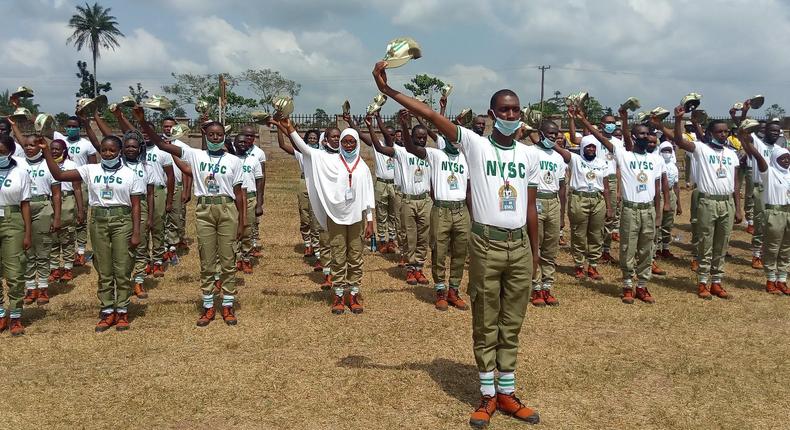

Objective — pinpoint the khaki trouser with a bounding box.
[696,196,735,284]
[308,208,321,250]
[319,227,331,271]
[532,196,560,289]
[166,182,184,247]
[690,188,700,258]
[236,194,257,261]
[752,184,765,255]
[151,185,168,263]
[618,203,656,284]
[76,183,88,252]
[50,193,76,270]
[297,177,313,247]
[402,195,431,268]
[132,199,150,282]
[429,202,470,287]
[394,188,405,251]
[196,199,239,296]
[603,174,619,250]
[569,191,605,268]
[327,218,364,288]
[762,207,790,280]
[89,207,133,310]
[375,179,397,242]
[0,208,27,310]
[744,167,754,223]
[469,223,533,372]
[26,199,53,289]
[657,191,677,250]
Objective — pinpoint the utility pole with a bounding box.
[538,65,551,112]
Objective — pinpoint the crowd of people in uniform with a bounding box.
[1,59,789,428]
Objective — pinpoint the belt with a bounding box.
[197,195,234,205]
[30,195,50,202]
[300,173,305,179]
[698,193,731,201]
[622,200,652,209]
[0,205,21,215]
[155,185,166,190]
[571,190,602,198]
[93,206,131,217]
[246,191,257,197]
[765,204,790,212]
[176,181,183,187]
[471,222,524,241]
[62,191,74,197]
[402,192,428,201]
[376,178,394,184]
[433,200,465,209]
[536,191,557,199]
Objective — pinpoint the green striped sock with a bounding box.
[479,371,495,397]
[496,372,515,395]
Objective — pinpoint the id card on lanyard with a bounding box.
[491,137,517,212]
[206,152,224,194]
[101,167,119,200]
[341,153,361,202]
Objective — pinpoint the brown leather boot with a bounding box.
[23,289,38,305]
[414,270,429,285]
[36,288,50,305]
[530,290,545,307]
[153,263,165,278]
[115,313,130,331]
[766,281,781,295]
[496,393,540,424]
[320,275,333,291]
[95,312,117,333]
[134,283,148,299]
[61,269,74,282]
[347,293,364,314]
[435,289,448,311]
[242,260,253,274]
[0,316,8,333]
[48,268,63,283]
[752,256,764,269]
[621,288,635,304]
[574,266,586,280]
[196,307,216,327]
[587,266,603,281]
[406,269,417,285]
[635,287,655,304]
[469,395,497,429]
[651,261,666,276]
[778,281,790,295]
[9,318,24,336]
[447,287,468,310]
[221,306,238,325]
[330,294,345,315]
[697,283,712,300]
[710,283,731,299]
[543,290,559,306]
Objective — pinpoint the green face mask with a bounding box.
[206,140,225,151]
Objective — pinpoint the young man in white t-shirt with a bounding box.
[673,107,743,299]
[373,62,541,427]
[241,125,266,256]
[233,134,264,274]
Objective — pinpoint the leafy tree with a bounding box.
[55,112,72,127]
[162,73,258,122]
[243,69,301,110]
[404,74,446,109]
[0,90,40,116]
[766,103,786,119]
[75,60,111,98]
[529,90,608,124]
[66,2,124,97]
[311,108,331,128]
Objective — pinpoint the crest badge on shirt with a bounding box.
[414,167,424,183]
[542,171,553,185]
[386,157,395,170]
[447,173,459,190]
[585,170,596,181]
[636,171,648,192]
[498,184,517,212]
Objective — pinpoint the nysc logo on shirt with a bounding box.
[29,169,46,178]
[199,162,227,174]
[408,157,429,167]
[93,175,124,184]
[242,165,252,173]
[707,155,733,166]
[441,160,464,174]
[540,160,558,172]
[628,160,654,171]
[0,176,12,187]
[146,153,158,163]
[485,160,527,179]
[68,147,81,155]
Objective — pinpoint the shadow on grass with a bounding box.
[337,355,479,406]
[258,288,329,304]
[22,307,47,327]
[128,302,148,322]
[385,265,405,281]
[412,285,435,305]
[50,281,76,300]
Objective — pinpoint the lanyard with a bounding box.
[340,153,361,187]
[490,137,516,186]
[207,152,224,177]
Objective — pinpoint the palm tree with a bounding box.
[66,2,124,97]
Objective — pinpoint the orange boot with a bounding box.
[60,268,74,282]
[543,289,559,306]
[95,312,117,333]
[710,283,731,299]
[621,287,635,304]
[697,283,712,300]
[530,289,545,307]
[221,306,238,325]
[320,274,333,291]
[447,287,468,310]
[496,393,540,424]
[752,256,764,269]
[435,289,448,311]
[36,288,50,305]
[405,269,417,285]
[115,312,130,331]
[586,266,603,281]
[23,289,38,306]
[196,307,216,327]
[469,396,497,429]
[330,294,345,315]
[347,293,364,314]
[414,269,429,285]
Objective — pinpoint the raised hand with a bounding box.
[372,61,390,93]
[674,105,686,119]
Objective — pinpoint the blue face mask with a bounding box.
[65,127,80,140]
[0,155,11,169]
[101,155,121,169]
[206,140,225,152]
[603,123,617,134]
[540,132,555,149]
[341,146,358,163]
[710,137,725,148]
[634,138,650,150]
[493,117,522,137]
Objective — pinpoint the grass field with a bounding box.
[3,155,789,430]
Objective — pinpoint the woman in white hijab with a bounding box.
[741,131,790,295]
[273,117,375,314]
[655,141,682,259]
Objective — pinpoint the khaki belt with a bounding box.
[622,200,652,209]
[197,195,234,205]
[433,200,464,209]
[402,192,428,201]
[536,191,557,199]
[471,222,525,241]
[93,206,131,217]
[765,204,790,212]
[376,178,394,184]
[698,193,731,201]
[571,190,602,198]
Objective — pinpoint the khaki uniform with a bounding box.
[165,182,184,247]
[744,166,754,223]
[429,201,470,287]
[751,184,765,255]
[374,178,397,242]
[603,174,620,251]
[90,206,134,310]
[50,192,76,270]
[394,188,405,251]
[690,189,700,259]
[402,193,432,268]
[195,197,239,296]
[532,193,561,288]
[236,193,257,260]
[25,198,53,289]
[0,207,27,311]
[763,205,790,279]
[132,199,151,282]
[696,196,735,284]
[327,219,364,287]
[76,183,88,253]
[657,191,677,250]
[618,203,656,283]
[569,190,605,267]
[297,175,316,248]
[150,185,168,263]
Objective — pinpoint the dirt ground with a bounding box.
[3,157,789,430]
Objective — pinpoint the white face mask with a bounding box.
[661,152,672,163]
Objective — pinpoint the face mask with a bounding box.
[603,123,617,134]
[661,153,672,163]
[0,155,11,169]
[66,127,80,140]
[646,144,657,153]
[539,132,555,149]
[101,155,121,169]
[634,138,650,150]
[206,140,225,152]
[443,141,459,155]
[54,155,64,164]
[710,137,725,149]
[341,146,358,163]
[583,146,596,161]
[26,150,43,162]
[493,117,522,137]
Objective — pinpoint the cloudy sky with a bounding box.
[4,0,790,118]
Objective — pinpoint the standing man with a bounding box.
[359,117,399,254]
[373,62,541,427]
[162,117,191,264]
[240,125,266,256]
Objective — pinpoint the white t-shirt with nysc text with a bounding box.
[373,143,396,181]
[567,152,608,193]
[143,145,174,187]
[59,159,78,193]
[250,145,267,165]
[454,126,539,229]
[747,133,777,184]
[582,134,619,177]
[393,145,431,196]
[761,167,790,206]
[15,157,59,197]
[76,164,146,207]
[180,147,244,199]
[240,154,264,193]
[691,141,738,196]
[424,147,468,202]
[0,162,32,207]
[527,145,566,194]
[391,143,405,188]
[124,160,155,188]
[170,139,190,184]
[54,132,97,167]
[613,144,665,204]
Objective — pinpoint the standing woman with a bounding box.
[274,118,375,315]
[48,139,84,284]
[136,109,245,326]
[655,141,682,258]
[41,135,142,332]
[0,134,32,336]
